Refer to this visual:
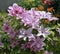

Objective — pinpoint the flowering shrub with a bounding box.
[0,3,60,54]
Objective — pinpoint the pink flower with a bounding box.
[48,17,58,21]
[21,8,40,28]
[44,51,53,54]
[37,25,50,37]
[10,41,19,48]
[3,22,16,37]
[38,11,58,21]
[8,3,26,18]
[21,36,45,52]
[19,28,35,41]
[3,22,12,33]
[37,11,52,19]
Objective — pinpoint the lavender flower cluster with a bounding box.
[8,3,58,28]
[2,3,60,54]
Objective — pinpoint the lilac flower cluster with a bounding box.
[2,3,59,53]
[21,36,45,52]
[8,3,58,28]
[8,3,26,18]
[2,22,45,52]
[37,25,50,37]
[2,22,19,48]
[3,22,16,37]
[19,28,34,41]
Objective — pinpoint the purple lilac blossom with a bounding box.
[38,11,52,19]
[19,28,35,41]
[21,8,40,28]
[21,36,45,52]
[3,22,16,37]
[37,25,50,38]
[3,22,13,33]
[44,51,53,54]
[8,4,58,28]
[10,41,19,48]
[48,17,58,21]
[21,10,58,27]
[9,36,16,43]
[8,3,26,19]
[38,11,58,21]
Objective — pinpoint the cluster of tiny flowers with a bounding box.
[3,21,19,48]
[2,3,59,52]
[8,3,58,28]
[21,36,45,52]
